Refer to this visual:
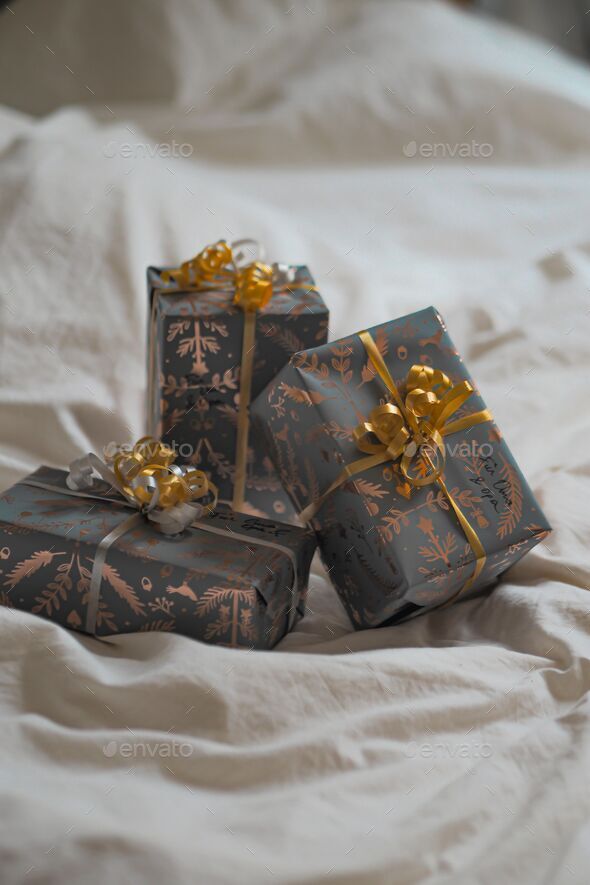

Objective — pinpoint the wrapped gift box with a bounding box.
[0,467,316,649]
[147,260,328,522]
[252,306,551,628]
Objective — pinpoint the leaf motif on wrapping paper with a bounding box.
[496,458,523,539]
[418,532,457,566]
[139,619,175,632]
[379,488,441,540]
[417,516,457,568]
[162,374,185,397]
[197,585,258,647]
[258,323,305,355]
[167,320,191,342]
[100,564,145,616]
[278,383,327,406]
[204,604,231,640]
[174,319,226,375]
[148,596,174,615]
[209,368,239,393]
[95,602,117,633]
[195,586,254,616]
[178,338,196,357]
[32,553,74,616]
[331,354,353,385]
[360,363,377,386]
[76,555,92,594]
[353,479,389,500]
[306,420,354,442]
[3,550,66,590]
[292,351,330,379]
[270,395,287,419]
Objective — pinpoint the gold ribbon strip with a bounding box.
[151,239,314,512]
[301,330,494,605]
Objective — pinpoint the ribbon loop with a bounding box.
[349,363,485,491]
[353,404,410,458]
[67,437,217,536]
[234,262,274,311]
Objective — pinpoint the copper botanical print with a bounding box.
[0,467,316,649]
[147,265,329,521]
[251,306,551,628]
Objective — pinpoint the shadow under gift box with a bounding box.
[251,306,551,629]
[0,467,316,649]
[147,264,329,523]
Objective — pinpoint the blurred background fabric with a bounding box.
[0,2,589,884]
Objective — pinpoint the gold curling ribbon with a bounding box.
[158,240,290,512]
[300,331,494,605]
[108,436,218,515]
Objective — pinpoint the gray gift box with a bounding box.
[147,261,328,522]
[251,306,551,628]
[0,467,316,649]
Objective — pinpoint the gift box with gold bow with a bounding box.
[251,306,551,628]
[147,238,328,522]
[0,439,316,648]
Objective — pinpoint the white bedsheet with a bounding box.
[1,1,589,882]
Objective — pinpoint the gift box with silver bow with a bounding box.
[251,306,551,628]
[0,462,316,649]
[147,238,328,523]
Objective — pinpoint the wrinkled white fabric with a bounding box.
[0,1,589,883]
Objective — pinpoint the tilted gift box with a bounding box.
[251,306,551,628]
[0,467,316,649]
[147,240,328,522]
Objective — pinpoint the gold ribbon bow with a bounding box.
[157,239,305,511]
[67,436,217,534]
[109,436,217,515]
[301,331,494,604]
[161,239,275,312]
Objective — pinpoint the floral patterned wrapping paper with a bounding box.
[147,264,328,522]
[251,306,551,628]
[0,467,316,649]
